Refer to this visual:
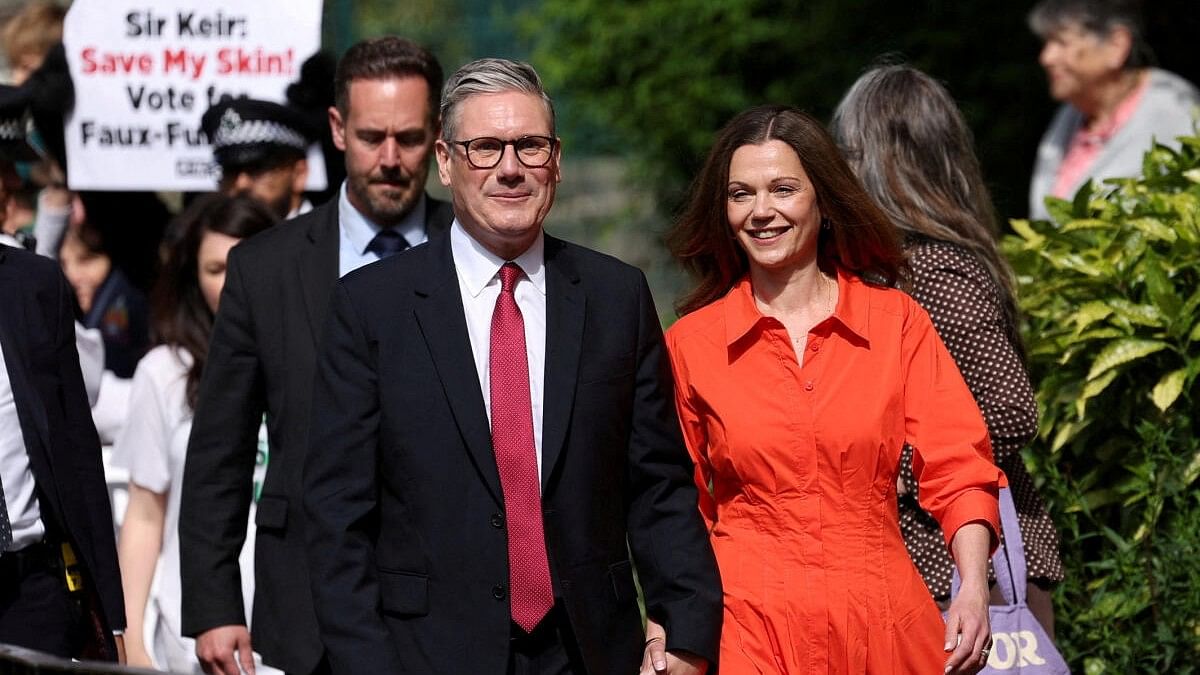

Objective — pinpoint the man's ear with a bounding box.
[328,106,347,151]
[435,139,453,187]
[291,158,309,195]
[552,137,563,184]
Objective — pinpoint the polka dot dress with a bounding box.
[897,239,1064,600]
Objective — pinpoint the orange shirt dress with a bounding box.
[665,271,1003,675]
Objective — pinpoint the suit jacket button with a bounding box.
[490,513,505,528]
[492,584,507,600]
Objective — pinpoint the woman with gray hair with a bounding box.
[1027,0,1199,220]
[832,63,1064,635]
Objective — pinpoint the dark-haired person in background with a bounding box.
[58,214,149,380]
[1028,0,1199,220]
[178,36,453,675]
[833,64,1064,636]
[113,195,280,673]
[201,98,318,220]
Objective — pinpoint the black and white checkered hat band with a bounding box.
[0,118,23,141]
[214,119,308,151]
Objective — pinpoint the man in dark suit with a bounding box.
[304,58,722,675]
[0,244,125,662]
[178,37,453,675]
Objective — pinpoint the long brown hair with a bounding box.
[151,194,277,409]
[668,105,905,316]
[831,64,1022,347]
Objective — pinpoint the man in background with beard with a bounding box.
[178,37,452,675]
[201,98,317,219]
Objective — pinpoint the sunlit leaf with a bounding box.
[1077,369,1120,418]
[1008,218,1044,246]
[1069,301,1114,335]
[1086,339,1170,380]
[1150,368,1187,412]
[1128,217,1178,242]
[1061,218,1112,233]
[1107,298,1165,327]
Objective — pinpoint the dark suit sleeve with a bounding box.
[303,283,403,674]
[53,270,126,633]
[180,248,266,635]
[623,274,722,663]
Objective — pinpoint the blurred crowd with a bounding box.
[0,0,1197,674]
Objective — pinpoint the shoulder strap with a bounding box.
[951,487,1027,605]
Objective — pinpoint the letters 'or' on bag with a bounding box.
[948,488,1070,674]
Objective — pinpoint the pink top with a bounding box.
[1051,74,1150,198]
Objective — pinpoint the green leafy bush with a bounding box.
[1004,136,1200,673]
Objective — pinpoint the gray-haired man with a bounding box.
[303,58,722,675]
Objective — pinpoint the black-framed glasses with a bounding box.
[453,135,557,169]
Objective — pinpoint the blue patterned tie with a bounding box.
[366,229,410,259]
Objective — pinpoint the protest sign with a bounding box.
[63,0,324,191]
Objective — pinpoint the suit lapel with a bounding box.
[412,233,502,503]
[540,236,584,490]
[298,203,341,344]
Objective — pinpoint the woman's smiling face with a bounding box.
[726,140,822,274]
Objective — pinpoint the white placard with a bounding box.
[63,0,324,191]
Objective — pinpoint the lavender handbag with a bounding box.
[948,488,1070,674]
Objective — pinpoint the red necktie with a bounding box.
[490,262,554,632]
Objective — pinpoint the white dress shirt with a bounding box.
[286,198,314,220]
[337,183,428,278]
[449,221,547,484]
[0,335,46,550]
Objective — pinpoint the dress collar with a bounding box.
[723,266,871,347]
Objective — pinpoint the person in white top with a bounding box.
[112,194,281,673]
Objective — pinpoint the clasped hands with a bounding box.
[640,617,707,675]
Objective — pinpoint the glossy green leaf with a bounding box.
[1069,301,1114,335]
[1150,368,1187,412]
[1086,339,1170,381]
[1107,298,1165,328]
[1078,369,1120,418]
[1007,218,1044,246]
[1128,217,1178,242]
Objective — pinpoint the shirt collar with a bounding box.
[723,266,871,347]
[337,182,428,253]
[449,220,546,298]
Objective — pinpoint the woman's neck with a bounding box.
[749,262,833,317]
[1077,68,1145,131]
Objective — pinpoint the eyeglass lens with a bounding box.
[465,136,554,168]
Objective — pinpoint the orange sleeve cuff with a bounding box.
[940,487,1001,554]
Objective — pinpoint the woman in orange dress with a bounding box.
[662,106,1001,675]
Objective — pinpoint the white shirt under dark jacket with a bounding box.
[449,220,547,485]
[0,333,46,551]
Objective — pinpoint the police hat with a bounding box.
[0,84,41,162]
[200,98,316,171]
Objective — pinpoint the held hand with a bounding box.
[943,579,991,675]
[114,634,127,665]
[640,618,708,675]
[195,625,256,675]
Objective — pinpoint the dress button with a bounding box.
[810,342,819,351]
[492,584,507,600]
[804,380,814,391]
[490,513,505,528]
